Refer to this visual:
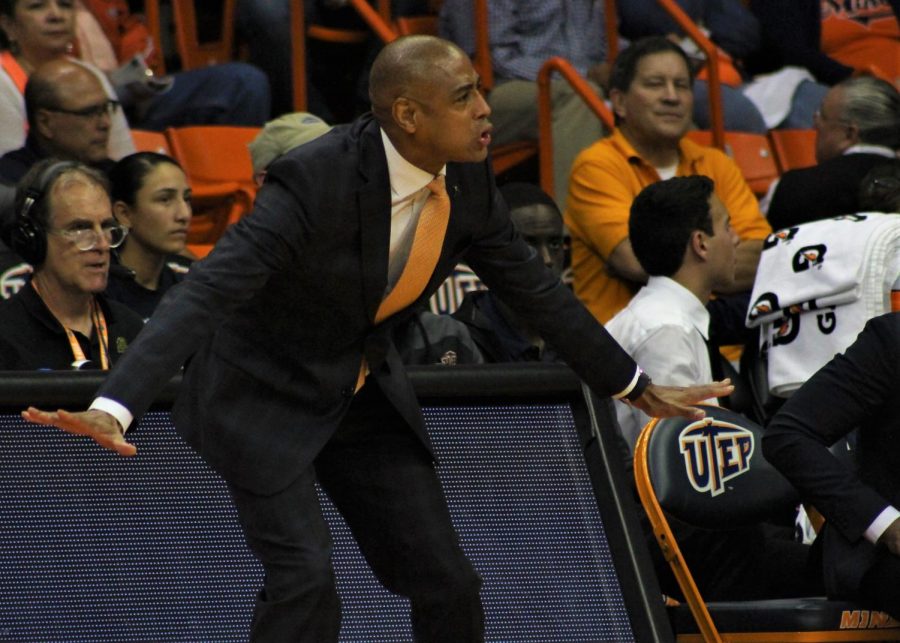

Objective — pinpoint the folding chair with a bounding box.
[170,0,237,69]
[634,404,900,642]
[768,129,817,173]
[165,125,260,256]
[686,131,781,197]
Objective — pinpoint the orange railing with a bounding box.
[537,57,616,199]
[651,0,725,149]
[291,0,397,111]
[472,0,495,91]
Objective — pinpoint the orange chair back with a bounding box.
[686,130,780,197]
[166,126,258,188]
[166,126,260,250]
[130,129,171,155]
[769,129,817,173]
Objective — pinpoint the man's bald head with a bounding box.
[26,59,113,165]
[25,59,104,131]
[369,35,468,126]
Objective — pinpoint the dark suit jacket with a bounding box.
[764,313,900,594]
[766,153,894,231]
[96,114,638,494]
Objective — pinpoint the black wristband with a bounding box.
[625,371,652,402]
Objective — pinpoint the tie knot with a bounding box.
[427,174,447,197]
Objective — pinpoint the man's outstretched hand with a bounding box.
[630,380,734,421]
[22,408,137,456]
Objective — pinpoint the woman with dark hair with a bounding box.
[105,151,192,319]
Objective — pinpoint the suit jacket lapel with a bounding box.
[357,122,392,322]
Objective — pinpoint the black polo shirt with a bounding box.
[105,254,192,321]
[0,280,145,370]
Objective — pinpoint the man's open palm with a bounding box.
[22,408,137,456]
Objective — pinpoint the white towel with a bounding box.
[748,213,900,396]
[746,214,891,328]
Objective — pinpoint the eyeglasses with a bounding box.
[48,221,128,251]
[44,100,120,120]
[813,108,850,128]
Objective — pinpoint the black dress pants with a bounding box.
[228,382,484,642]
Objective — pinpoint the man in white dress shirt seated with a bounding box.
[608,175,826,604]
[607,175,739,450]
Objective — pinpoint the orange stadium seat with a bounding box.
[165,125,260,256]
[686,130,781,197]
[130,129,171,155]
[769,129,818,173]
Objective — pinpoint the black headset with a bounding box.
[9,160,80,266]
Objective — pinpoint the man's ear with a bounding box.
[690,229,708,261]
[845,121,861,146]
[0,15,15,43]
[392,97,418,134]
[610,88,626,121]
[112,201,133,229]
[34,109,54,140]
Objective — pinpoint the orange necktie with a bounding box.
[356,174,451,391]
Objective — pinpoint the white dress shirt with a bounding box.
[605,276,715,450]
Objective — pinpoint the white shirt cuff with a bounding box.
[865,506,900,544]
[90,397,134,434]
[612,366,642,400]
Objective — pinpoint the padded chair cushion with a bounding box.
[669,597,900,634]
[647,405,799,529]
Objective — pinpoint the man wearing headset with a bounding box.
[0,159,144,370]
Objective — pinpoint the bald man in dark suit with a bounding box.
[24,36,730,642]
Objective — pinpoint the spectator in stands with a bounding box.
[439,0,609,207]
[452,182,567,362]
[764,77,900,230]
[748,0,899,88]
[764,311,900,620]
[565,37,771,329]
[606,176,736,447]
[105,152,191,320]
[0,159,143,369]
[247,112,333,187]
[617,0,829,132]
[0,59,116,187]
[74,1,270,132]
[0,0,134,158]
[398,181,567,365]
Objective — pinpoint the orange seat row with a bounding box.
[685,128,817,198]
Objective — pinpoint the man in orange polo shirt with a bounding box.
[566,37,771,326]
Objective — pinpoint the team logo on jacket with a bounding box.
[748,292,779,323]
[792,244,827,272]
[679,420,754,497]
[0,262,32,300]
[763,227,799,250]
